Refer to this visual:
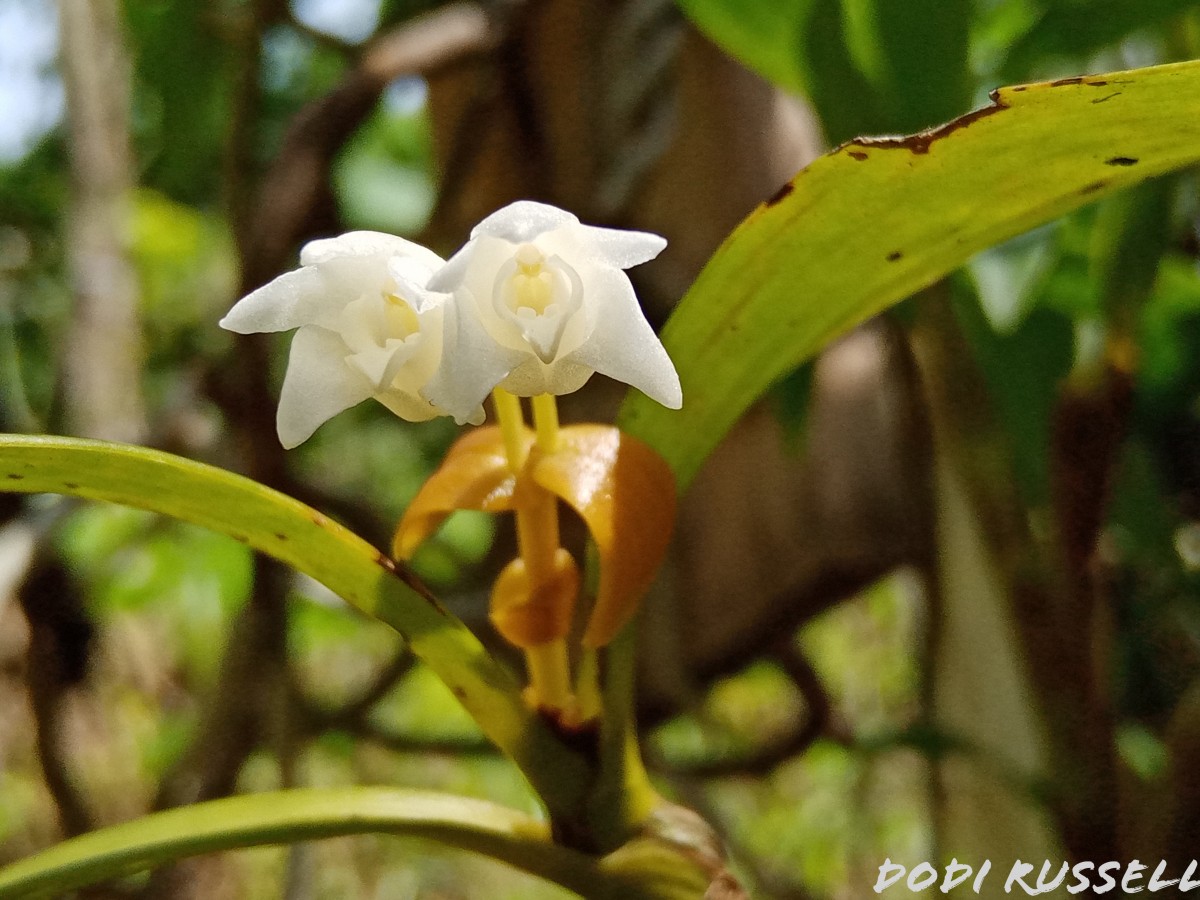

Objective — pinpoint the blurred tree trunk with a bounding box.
[914,306,1061,890]
[15,0,147,854]
[57,0,147,444]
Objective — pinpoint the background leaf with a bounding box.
[673,0,814,97]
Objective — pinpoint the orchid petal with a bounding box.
[219,267,328,334]
[425,201,680,409]
[375,390,444,424]
[497,357,594,398]
[300,231,443,272]
[392,426,532,559]
[578,225,667,269]
[422,293,526,425]
[276,326,373,449]
[470,201,578,244]
[221,230,458,442]
[564,267,682,409]
[530,425,676,647]
[490,551,580,648]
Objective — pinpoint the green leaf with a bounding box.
[1000,0,1200,81]
[676,0,971,139]
[0,435,589,815]
[0,788,585,899]
[619,60,1200,489]
[800,0,885,143]
[0,788,715,899]
[837,0,972,133]
[673,0,814,97]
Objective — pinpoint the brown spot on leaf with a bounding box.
[1091,92,1121,104]
[310,512,330,527]
[847,93,1010,156]
[765,181,794,207]
[1049,75,1111,88]
[847,150,868,161]
[1080,181,1108,195]
[275,532,288,541]
[1106,156,1138,167]
[64,482,80,490]
[379,552,453,617]
[5,473,23,480]
[706,871,750,900]
[886,250,903,262]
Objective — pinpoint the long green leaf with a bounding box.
[620,60,1200,488]
[0,436,588,813]
[0,789,588,899]
[0,788,714,900]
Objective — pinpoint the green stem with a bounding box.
[490,391,575,711]
[531,392,561,452]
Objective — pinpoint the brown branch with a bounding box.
[650,645,834,779]
[913,290,1120,862]
[285,12,359,56]
[237,0,496,290]
[19,556,96,838]
[289,647,413,733]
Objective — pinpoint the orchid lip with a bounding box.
[492,244,584,364]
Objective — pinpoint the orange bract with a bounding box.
[394,423,676,649]
[529,426,676,647]
[392,426,532,559]
[490,549,580,647]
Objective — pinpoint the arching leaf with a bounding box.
[619,60,1200,488]
[0,788,619,899]
[0,435,589,813]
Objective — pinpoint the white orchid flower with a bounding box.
[423,200,682,424]
[220,231,474,448]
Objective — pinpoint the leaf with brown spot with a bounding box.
[620,60,1200,488]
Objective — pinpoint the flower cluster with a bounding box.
[220,201,681,447]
